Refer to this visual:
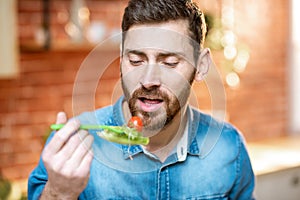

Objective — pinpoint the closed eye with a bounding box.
[162,62,179,67]
[160,55,180,68]
[129,60,144,66]
[127,51,146,67]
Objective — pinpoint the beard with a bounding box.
[125,86,181,134]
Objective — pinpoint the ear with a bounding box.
[194,48,211,82]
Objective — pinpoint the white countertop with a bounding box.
[247,135,300,176]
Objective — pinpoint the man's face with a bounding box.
[121,20,197,135]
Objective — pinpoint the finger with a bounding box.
[56,112,67,124]
[68,135,94,168]
[56,130,89,161]
[46,119,81,154]
[77,149,94,177]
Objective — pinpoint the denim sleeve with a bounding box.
[229,133,256,200]
[27,157,48,200]
[27,132,55,200]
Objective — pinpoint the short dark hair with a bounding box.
[121,0,207,58]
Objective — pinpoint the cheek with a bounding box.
[160,67,192,97]
[121,65,144,96]
[159,67,193,109]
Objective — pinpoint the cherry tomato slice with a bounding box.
[128,116,143,132]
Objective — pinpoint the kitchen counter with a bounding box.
[247,135,300,176]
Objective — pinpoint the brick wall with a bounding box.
[0,0,289,182]
[227,0,289,140]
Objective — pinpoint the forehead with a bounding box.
[123,20,195,59]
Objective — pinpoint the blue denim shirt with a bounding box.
[28,96,255,200]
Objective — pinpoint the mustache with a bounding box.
[131,87,169,100]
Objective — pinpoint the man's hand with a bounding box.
[40,112,94,200]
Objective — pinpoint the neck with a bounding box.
[145,110,188,162]
[145,109,188,151]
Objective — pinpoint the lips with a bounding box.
[138,97,163,112]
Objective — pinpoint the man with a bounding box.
[28,0,255,199]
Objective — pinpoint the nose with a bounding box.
[140,63,161,89]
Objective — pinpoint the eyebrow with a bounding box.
[124,49,146,57]
[124,49,186,59]
[157,52,182,59]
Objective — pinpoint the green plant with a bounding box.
[0,177,11,200]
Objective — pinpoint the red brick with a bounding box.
[1,163,38,180]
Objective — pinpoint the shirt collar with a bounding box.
[176,121,188,161]
[186,107,201,156]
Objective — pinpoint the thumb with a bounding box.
[56,112,67,124]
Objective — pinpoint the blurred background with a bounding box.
[0,0,299,199]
